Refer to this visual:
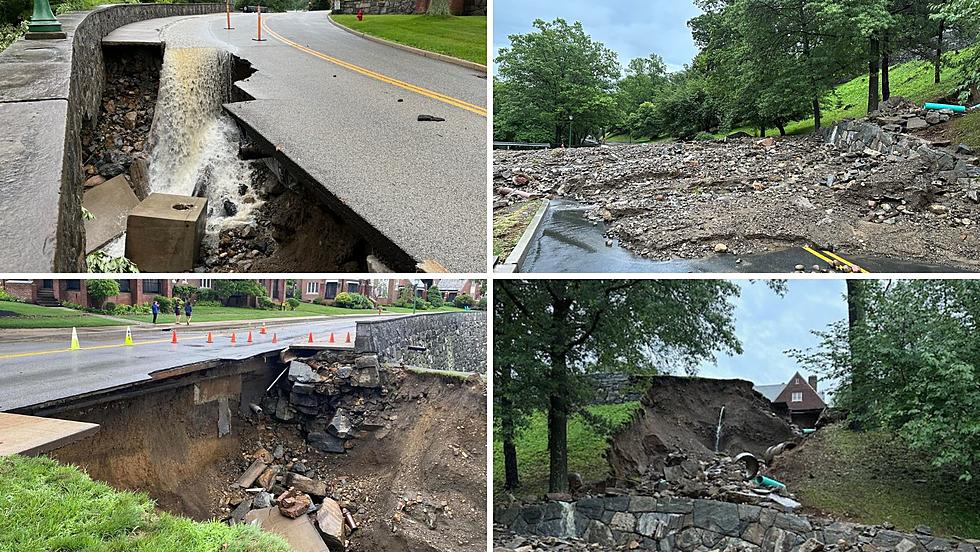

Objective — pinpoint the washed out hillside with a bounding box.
[493,279,980,551]
[492,1,980,273]
[0,0,487,273]
[0,278,488,551]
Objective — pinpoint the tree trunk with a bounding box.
[813,97,822,129]
[547,349,570,493]
[881,33,890,101]
[426,0,450,15]
[759,125,766,138]
[501,401,520,489]
[868,36,880,113]
[777,122,786,136]
[935,21,944,84]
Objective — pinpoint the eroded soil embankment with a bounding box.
[49,364,487,552]
[606,376,794,482]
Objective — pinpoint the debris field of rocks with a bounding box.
[212,351,486,552]
[493,97,980,269]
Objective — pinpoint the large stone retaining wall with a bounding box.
[354,312,487,373]
[0,3,223,271]
[588,373,645,404]
[496,496,977,552]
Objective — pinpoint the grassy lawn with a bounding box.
[116,302,466,324]
[0,300,122,329]
[493,199,547,259]
[331,14,486,65]
[0,455,291,551]
[493,402,641,498]
[951,109,980,149]
[776,424,980,538]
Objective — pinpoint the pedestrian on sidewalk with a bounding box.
[151,300,159,324]
[173,298,182,325]
[184,299,193,326]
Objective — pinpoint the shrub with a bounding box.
[286,297,300,310]
[476,296,487,310]
[257,296,277,310]
[0,287,20,302]
[195,300,222,307]
[102,301,117,313]
[154,295,172,312]
[195,288,221,303]
[85,279,120,309]
[173,284,197,299]
[333,292,372,309]
[393,286,416,308]
[428,285,444,308]
[212,280,268,305]
[453,293,475,309]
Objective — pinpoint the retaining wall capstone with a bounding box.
[0,3,223,272]
[354,312,486,373]
[496,496,978,552]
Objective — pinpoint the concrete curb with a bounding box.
[495,199,550,273]
[326,14,487,73]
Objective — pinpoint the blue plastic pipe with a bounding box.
[753,475,787,490]
[924,102,967,113]
[802,428,817,435]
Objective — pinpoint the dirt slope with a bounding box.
[606,376,794,481]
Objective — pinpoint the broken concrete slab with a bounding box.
[217,397,231,438]
[125,192,206,271]
[128,156,151,200]
[229,497,254,525]
[82,173,140,253]
[288,360,320,384]
[285,473,328,497]
[237,458,268,488]
[315,497,347,552]
[244,507,329,552]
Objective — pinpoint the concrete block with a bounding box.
[125,193,206,271]
[315,497,347,552]
[83,174,141,253]
[244,507,329,552]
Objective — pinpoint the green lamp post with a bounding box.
[26,0,65,38]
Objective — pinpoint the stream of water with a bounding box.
[714,405,725,453]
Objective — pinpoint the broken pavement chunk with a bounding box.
[417,114,445,122]
[285,472,328,497]
[350,355,381,388]
[288,360,320,384]
[237,458,268,488]
[277,488,314,519]
[244,507,330,552]
[316,497,347,552]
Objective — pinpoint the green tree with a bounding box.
[211,280,268,306]
[791,280,980,480]
[428,285,444,308]
[85,279,120,309]
[495,280,743,493]
[494,19,620,146]
[615,55,669,133]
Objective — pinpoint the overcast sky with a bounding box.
[693,280,848,397]
[493,0,703,72]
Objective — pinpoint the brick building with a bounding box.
[1,278,286,308]
[373,279,484,305]
[754,372,827,428]
[295,279,373,302]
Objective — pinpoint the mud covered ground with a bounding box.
[494,118,980,269]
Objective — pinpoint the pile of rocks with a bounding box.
[80,49,160,199]
[261,351,387,455]
[868,96,954,133]
[222,444,351,552]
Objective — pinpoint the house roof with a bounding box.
[436,279,466,292]
[753,383,786,402]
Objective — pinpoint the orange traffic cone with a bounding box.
[230,332,237,343]
[329,332,335,344]
[260,323,267,335]
[247,331,253,344]
[207,331,213,343]
[345,332,351,343]
[171,329,178,344]
[308,332,314,343]
[272,333,278,344]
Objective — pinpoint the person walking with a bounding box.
[151,300,159,324]
[184,299,193,326]
[173,298,182,325]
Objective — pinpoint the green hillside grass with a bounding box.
[0,455,292,551]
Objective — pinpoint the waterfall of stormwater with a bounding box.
[559,502,576,538]
[714,405,725,453]
[146,47,260,239]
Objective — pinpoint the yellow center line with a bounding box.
[262,22,487,117]
[0,335,208,360]
[821,250,870,274]
[802,247,870,273]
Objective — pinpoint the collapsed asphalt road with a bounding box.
[0,314,396,412]
[111,10,488,272]
[495,103,980,272]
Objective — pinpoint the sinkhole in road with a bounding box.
[85,46,372,272]
[43,352,487,552]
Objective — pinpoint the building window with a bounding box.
[65,280,81,291]
[307,281,320,294]
[791,392,803,402]
[271,280,280,299]
[347,282,359,293]
[117,280,131,292]
[325,282,338,299]
[200,279,213,289]
[795,377,800,384]
[144,280,161,294]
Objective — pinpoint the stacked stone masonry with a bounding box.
[496,496,980,552]
[335,0,485,14]
[354,312,487,373]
